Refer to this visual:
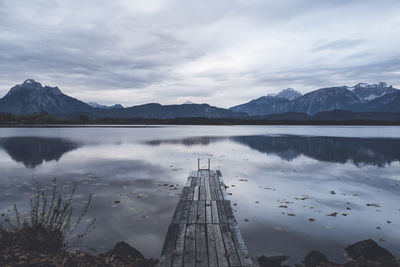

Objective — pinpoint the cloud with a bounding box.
[0,0,399,107]
[312,39,365,51]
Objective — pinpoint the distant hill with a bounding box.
[230,83,400,115]
[0,80,245,119]
[94,103,246,119]
[87,102,124,109]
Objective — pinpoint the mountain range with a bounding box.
[0,79,243,119]
[0,79,399,120]
[230,82,400,115]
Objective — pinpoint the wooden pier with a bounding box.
[159,161,253,267]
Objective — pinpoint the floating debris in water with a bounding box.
[309,218,315,222]
[295,196,311,200]
[367,203,381,207]
[287,213,296,216]
[327,212,338,217]
[330,190,336,195]
[263,187,277,191]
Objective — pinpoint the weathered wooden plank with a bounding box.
[197,200,206,224]
[212,175,220,187]
[172,200,186,223]
[186,177,193,187]
[188,201,198,224]
[184,224,196,267]
[181,187,190,201]
[213,224,229,267]
[229,224,253,266]
[193,186,199,201]
[181,201,192,224]
[206,224,218,267]
[214,186,223,201]
[204,175,211,201]
[205,200,212,224]
[220,185,228,200]
[216,200,228,224]
[199,186,206,201]
[211,201,219,224]
[223,200,237,226]
[209,183,217,200]
[220,223,241,266]
[191,177,197,187]
[159,223,179,266]
[187,186,194,201]
[195,224,208,267]
[172,223,187,267]
[209,173,215,187]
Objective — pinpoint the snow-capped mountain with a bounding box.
[273,88,302,100]
[230,83,400,115]
[350,82,397,101]
[0,79,94,114]
[230,88,301,115]
[87,102,124,109]
[286,86,362,115]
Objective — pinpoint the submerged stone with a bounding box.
[345,239,395,262]
[257,255,289,267]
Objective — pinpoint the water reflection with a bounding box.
[0,137,80,168]
[0,127,399,264]
[146,135,400,167]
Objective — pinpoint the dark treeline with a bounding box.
[1,112,400,126]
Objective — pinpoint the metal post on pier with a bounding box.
[198,158,211,170]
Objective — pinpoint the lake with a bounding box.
[0,125,399,264]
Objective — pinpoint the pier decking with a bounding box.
[159,167,253,267]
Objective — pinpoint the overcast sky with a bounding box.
[0,0,399,107]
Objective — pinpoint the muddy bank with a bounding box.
[0,240,158,267]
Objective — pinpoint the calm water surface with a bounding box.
[0,126,399,264]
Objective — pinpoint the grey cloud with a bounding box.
[313,39,366,51]
[0,0,399,106]
[253,57,400,91]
